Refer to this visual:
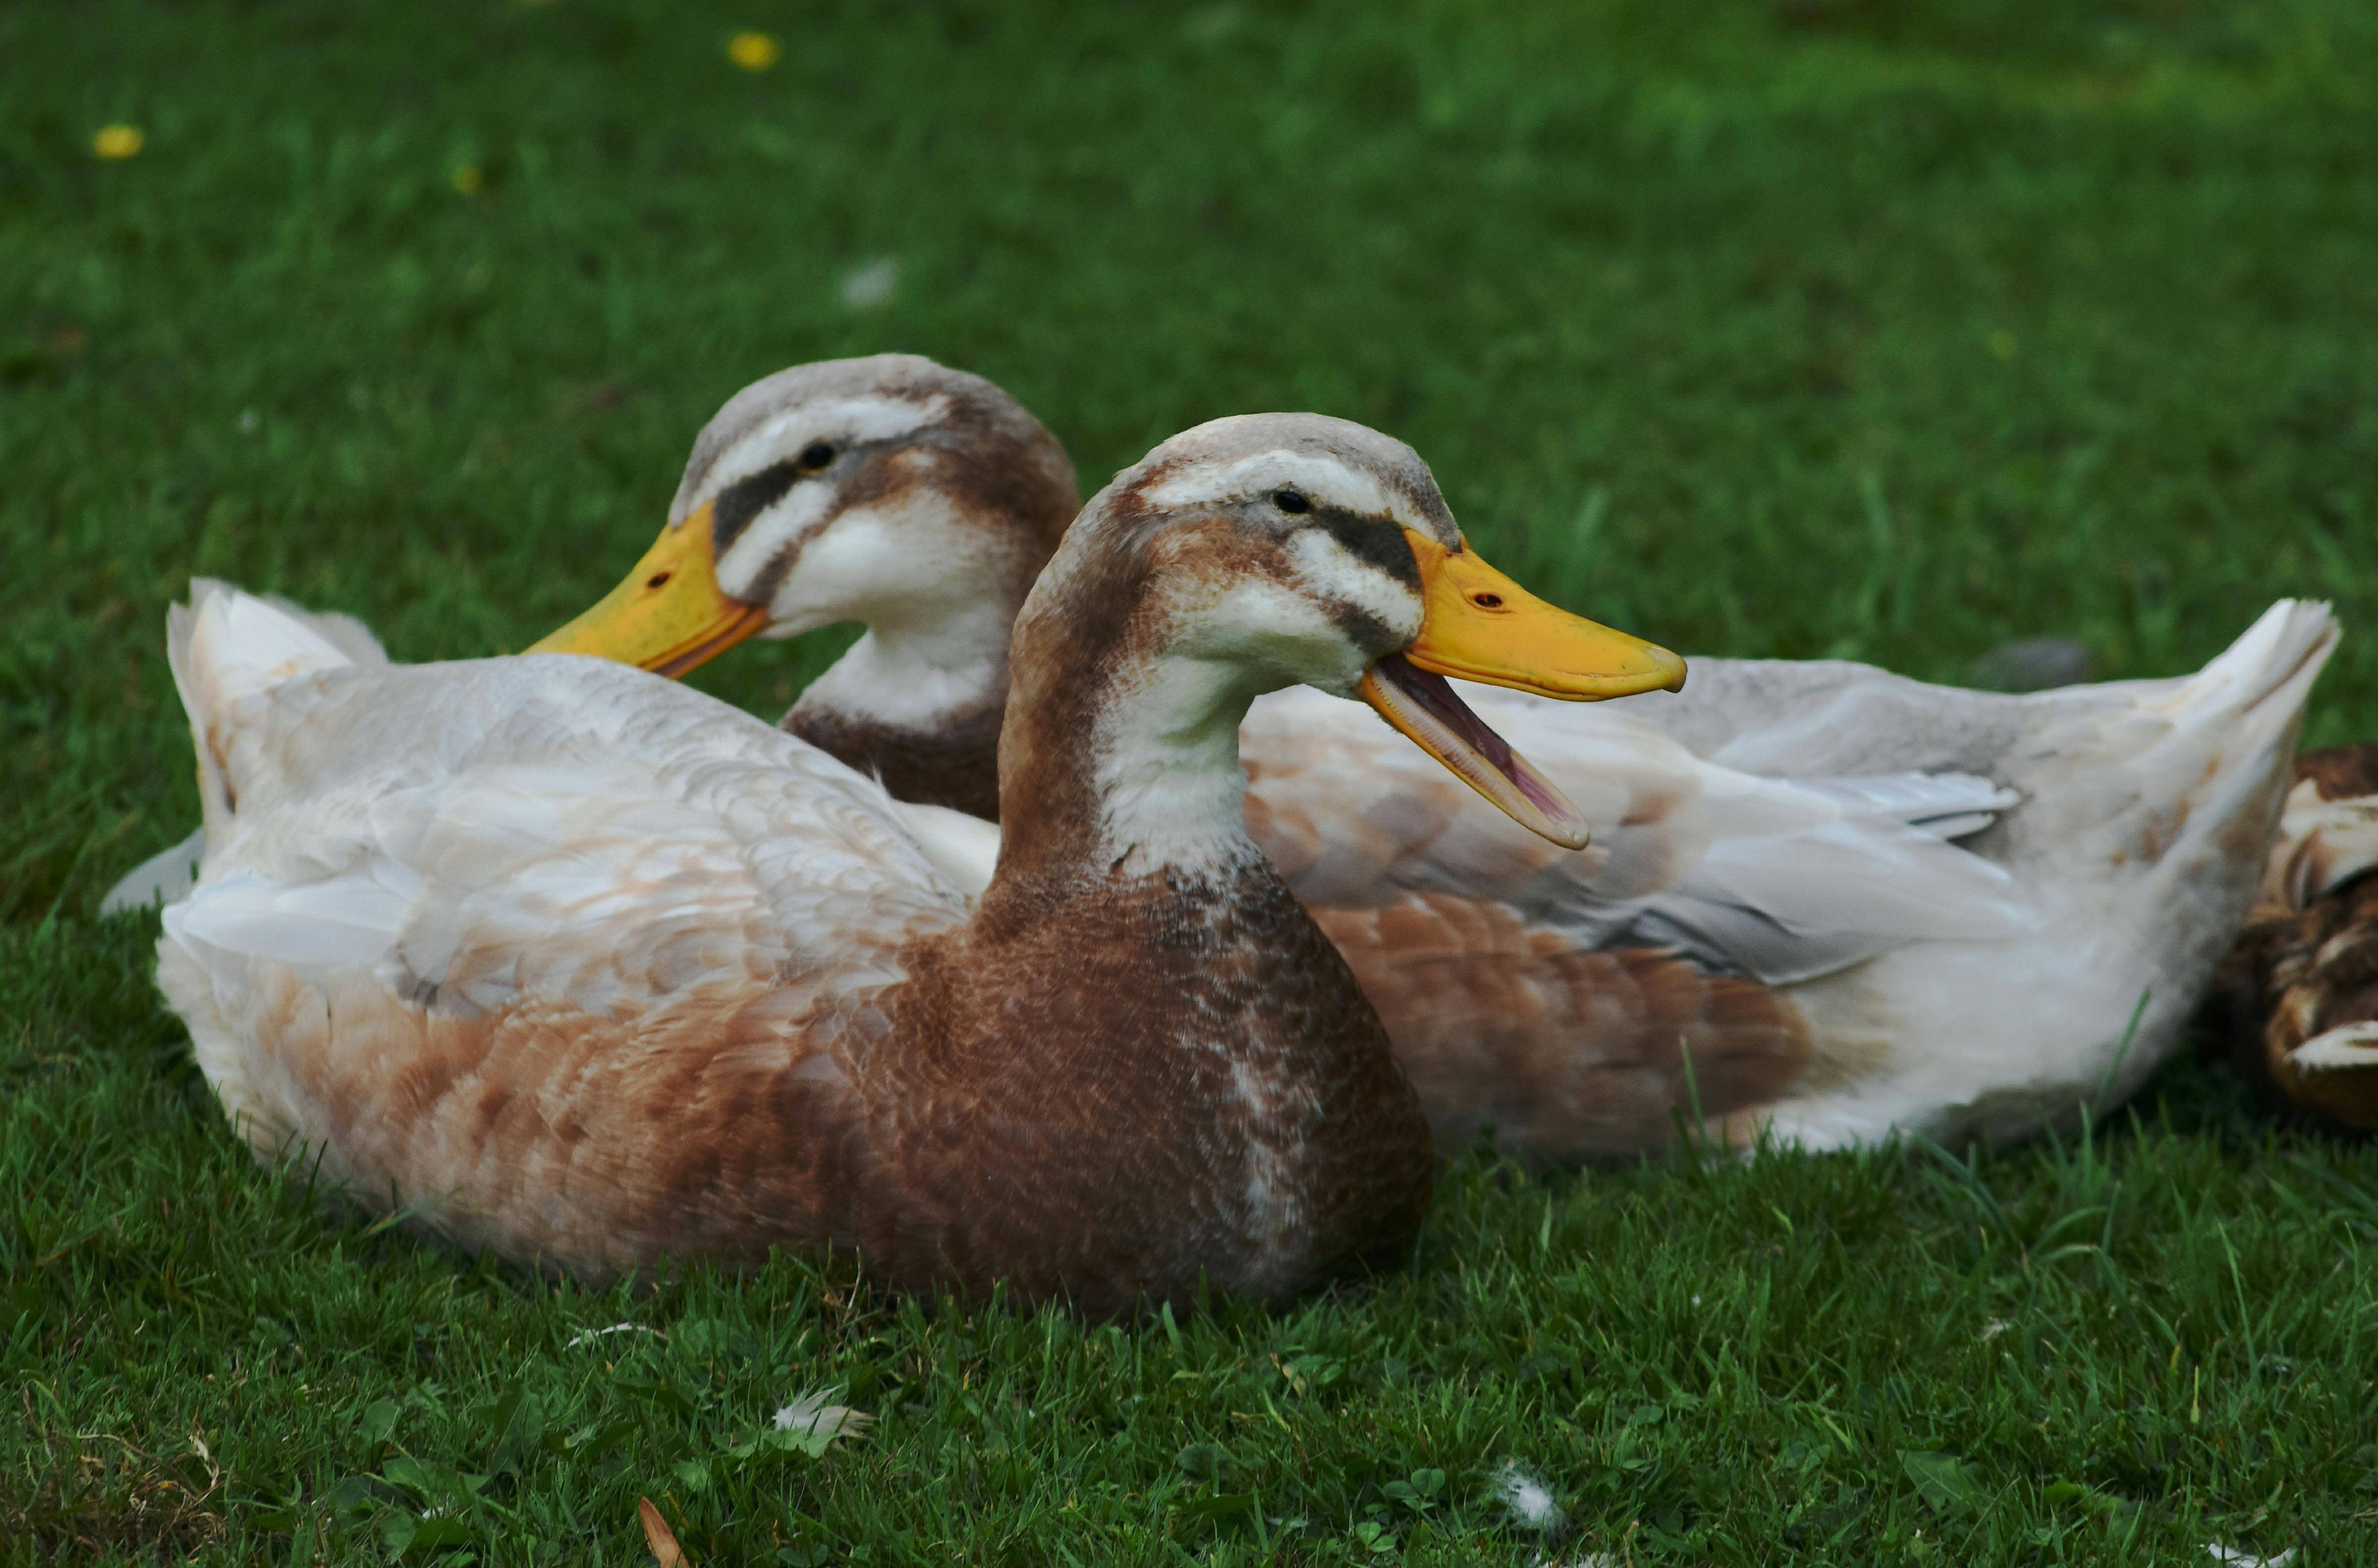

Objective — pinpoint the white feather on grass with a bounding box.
[1494,1460,1567,1533]
[772,1387,873,1450]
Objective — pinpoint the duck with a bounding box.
[150,414,1686,1307]
[533,355,2341,1161]
[2213,744,2378,1133]
[95,358,1075,915]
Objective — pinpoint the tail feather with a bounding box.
[2157,598,2336,728]
[2004,601,2337,878]
[2065,600,2336,1110]
[170,580,366,844]
[172,579,359,714]
[254,594,388,669]
[2147,600,2337,864]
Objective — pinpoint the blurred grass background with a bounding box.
[4,1,2377,1563]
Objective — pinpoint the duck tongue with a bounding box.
[1358,653,1592,850]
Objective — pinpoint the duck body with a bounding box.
[2215,743,2378,1133]
[155,414,1672,1305]
[1294,624,2331,1156]
[538,357,2339,1162]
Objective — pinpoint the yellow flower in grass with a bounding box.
[729,31,781,71]
[453,164,485,196]
[94,124,145,160]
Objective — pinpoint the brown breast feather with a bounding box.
[786,699,1006,821]
[875,864,1433,1313]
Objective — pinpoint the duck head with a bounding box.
[997,413,1685,866]
[530,354,1076,701]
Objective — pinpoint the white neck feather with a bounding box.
[768,497,1026,733]
[1089,652,1267,878]
[798,593,1013,732]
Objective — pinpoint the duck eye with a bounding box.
[1273,489,1311,515]
[799,441,836,471]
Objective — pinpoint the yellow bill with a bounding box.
[525,501,768,678]
[1359,530,1685,850]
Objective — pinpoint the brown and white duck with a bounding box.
[537,356,2340,1161]
[2215,744,2378,1133]
[151,415,1682,1307]
[538,355,1080,822]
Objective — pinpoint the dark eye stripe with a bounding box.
[1315,510,1422,592]
[711,460,802,552]
[1324,597,1404,654]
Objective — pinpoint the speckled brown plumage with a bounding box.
[878,861,1432,1312]
[2217,744,2378,1134]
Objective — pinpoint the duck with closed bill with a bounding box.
[152,415,1682,1309]
[535,355,2341,1162]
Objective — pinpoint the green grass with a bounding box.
[5,0,2378,1561]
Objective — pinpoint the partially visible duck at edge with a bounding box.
[2215,743,2378,1133]
[535,355,2341,1163]
[154,415,1683,1309]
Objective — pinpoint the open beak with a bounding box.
[1358,530,1685,850]
[525,500,769,677]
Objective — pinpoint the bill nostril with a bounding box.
[646,572,672,590]
[1472,593,1504,609]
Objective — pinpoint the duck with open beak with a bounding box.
[1358,530,1684,850]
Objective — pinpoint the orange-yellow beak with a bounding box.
[525,500,769,677]
[1359,530,1684,850]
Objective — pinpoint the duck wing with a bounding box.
[1241,685,2026,988]
[155,583,968,1272]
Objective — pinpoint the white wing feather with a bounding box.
[1240,685,2029,985]
[164,592,968,1028]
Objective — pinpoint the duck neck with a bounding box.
[784,591,1017,821]
[1078,652,1266,877]
[987,573,1269,903]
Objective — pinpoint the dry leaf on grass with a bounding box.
[637,1496,685,1567]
